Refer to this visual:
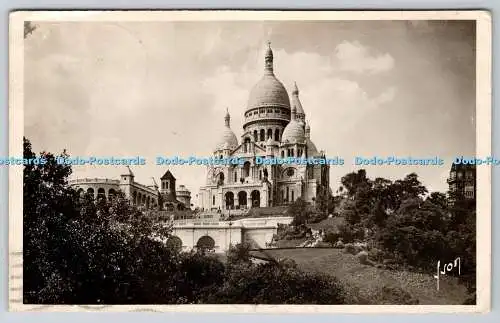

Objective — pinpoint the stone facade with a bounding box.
[69,167,191,210]
[198,44,330,214]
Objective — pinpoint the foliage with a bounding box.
[23,138,348,304]
[287,198,312,227]
[332,168,476,300]
[212,257,345,304]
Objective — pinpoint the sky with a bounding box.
[24,20,476,202]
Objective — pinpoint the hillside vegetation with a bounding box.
[254,248,468,305]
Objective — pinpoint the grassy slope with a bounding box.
[255,248,468,305]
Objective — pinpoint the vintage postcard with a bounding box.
[8,10,491,313]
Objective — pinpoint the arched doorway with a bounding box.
[238,191,247,208]
[86,187,94,198]
[251,190,260,207]
[196,235,215,251]
[225,192,234,209]
[108,188,116,201]
[166,236,183,252]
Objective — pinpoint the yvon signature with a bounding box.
[434,257,461,291]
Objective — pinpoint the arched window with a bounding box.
[281,150,285,158]
[274,129,280,141]
[253,130,258,142]
[291,190,295,202]
[243,161,251,178]
[260,129,265,141]
[234,171,237,183]
[267,129,273,139]
[212,195,215,205]
[218,172,224,185]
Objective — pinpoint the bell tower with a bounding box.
[160,170,177,199]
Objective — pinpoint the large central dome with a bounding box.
[246,44,290,112]
[247,74,291,111]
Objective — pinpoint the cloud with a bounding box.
[24,21,474,199]
[334,40,395,74]
[200,47,397,163]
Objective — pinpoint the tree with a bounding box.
[314,187,330,215]
[23,137,177,304]
[341,169,371,198]
[287,198,312,227]
[427,192,448,211]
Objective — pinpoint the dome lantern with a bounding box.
[245,43,291,115]
[224,107,230,127]
[265,41,274,75]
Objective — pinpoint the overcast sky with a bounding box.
[24,20,476,200]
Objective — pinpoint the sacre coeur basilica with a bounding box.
[69,44,331,218]
[198,44,330,214]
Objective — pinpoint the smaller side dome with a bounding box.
[282,120,305,143]
[216,128,238,150]
[306,138,319,156]
[215,109,238,150]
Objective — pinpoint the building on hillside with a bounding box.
[447,162,476,205]
[69,167,191,211]
[198,43,330,214]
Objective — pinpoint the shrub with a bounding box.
[211,260,346,304]
[343,243,358,255]
[356,251,369,265]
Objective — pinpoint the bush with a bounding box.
[211,260,346,304]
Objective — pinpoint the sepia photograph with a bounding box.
[8,11,491,312]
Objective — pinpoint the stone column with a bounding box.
[247,192,252,208]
